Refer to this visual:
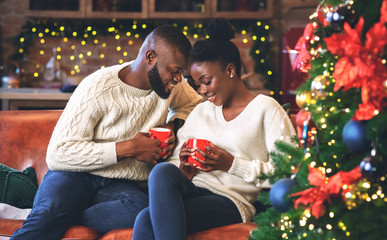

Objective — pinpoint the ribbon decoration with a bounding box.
[324,0,387,120]
[291,165,362,219]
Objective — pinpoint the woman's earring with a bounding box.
[230,74,234,78]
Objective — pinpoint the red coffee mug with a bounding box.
[149,127,171,151]
[187,139,210,168]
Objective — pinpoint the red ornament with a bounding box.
[292,6,328,75]
[293,23,314,75]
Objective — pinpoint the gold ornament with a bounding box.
[311,75,328,99]
[296,91,312,108]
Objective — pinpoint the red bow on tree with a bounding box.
[293,6,328,73]
[291,165,362,219]
[324,0,387,120]
[292,23,314,74]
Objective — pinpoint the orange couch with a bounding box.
[0,110,256,240]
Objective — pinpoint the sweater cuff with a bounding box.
[101,142,118,167]
[228,157,251,178]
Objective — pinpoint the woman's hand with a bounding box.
[194,143,234,172]
[178,140,197,180]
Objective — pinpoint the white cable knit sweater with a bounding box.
[46,61,202,181]
[169,95,296,222]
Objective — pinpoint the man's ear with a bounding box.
[146,49,157,64]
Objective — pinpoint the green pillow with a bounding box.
[0,164,38,208]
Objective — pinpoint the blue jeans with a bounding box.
[11,170,148,240]
[132,162,242,240]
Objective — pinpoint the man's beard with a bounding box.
[147,64,171,99]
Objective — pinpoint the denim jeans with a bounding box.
[11,170,148,240]
[132,162,242,240]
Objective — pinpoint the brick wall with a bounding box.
[1,0,28,63]
[0,0,272,90]
[25,36,146,86]
[24,33,258,86]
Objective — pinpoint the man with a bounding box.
[11,25,202,239]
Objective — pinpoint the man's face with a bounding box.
[147,63,170,99]
[147,49,187,99]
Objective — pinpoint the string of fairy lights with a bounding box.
[277,179,386,239]
[14,19,274,89]
[278,178,386,239]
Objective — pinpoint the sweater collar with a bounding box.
[115,61,153,97]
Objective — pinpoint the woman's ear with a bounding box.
[226,63,236,78]
[145,49,157,64]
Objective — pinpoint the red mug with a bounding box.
[187,139,210,168]
[149,127,171,152]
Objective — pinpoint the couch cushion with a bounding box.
[0,164,38,208]
[0,220,256,240]
[62,225,101,240]
[97,222,257,240]
[187,222,257,240]
[0,219,100,239]
[0,110,62,185]
[99,228,133,240]
[0,219,24,237]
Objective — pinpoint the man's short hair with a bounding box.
[152,25,192,59]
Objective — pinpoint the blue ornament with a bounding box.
[342,120,370,152]
[270,178,297,212]
[360,149,385,182]
[326,4,358,31]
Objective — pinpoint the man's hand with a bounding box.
[156,122,177,161]
[116,132,162,165]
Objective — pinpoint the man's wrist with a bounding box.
[116,140,135,162]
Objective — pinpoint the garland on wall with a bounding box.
[10,18,273,89]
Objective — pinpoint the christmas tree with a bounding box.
[250,0,387,239]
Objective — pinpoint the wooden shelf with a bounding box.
[85,0,148,19]
[148,0,211,19]
[212,0,274,19]
[0,88,71,110]
[27,0,86,18]
[26,0,274,19]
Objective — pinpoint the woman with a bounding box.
[132,18,296,240]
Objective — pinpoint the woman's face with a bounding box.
[190,61,233,106]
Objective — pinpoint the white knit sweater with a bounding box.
[169,95,296,222]
[46,61,202,181]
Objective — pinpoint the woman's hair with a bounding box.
[190,18,242,77]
